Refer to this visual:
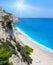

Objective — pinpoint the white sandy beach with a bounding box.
[13,27,53,65]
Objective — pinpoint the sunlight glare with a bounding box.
[15,0,38,17]
[17,2,25,9]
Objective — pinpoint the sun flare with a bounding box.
[15,1,36,17]
[17,2,25,9]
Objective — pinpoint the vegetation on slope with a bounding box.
[2,15,13,30]
[2,15,9,22]
[16,43,33,65]
[0,45,12,65]
[0,39,17,65]
[0,10,33,65]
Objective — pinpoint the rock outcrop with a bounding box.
[0,6,18,22]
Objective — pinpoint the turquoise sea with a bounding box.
[14,18,53,51]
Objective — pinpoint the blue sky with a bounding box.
[0,0,53,17]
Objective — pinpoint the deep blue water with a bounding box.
[14,18,53,50]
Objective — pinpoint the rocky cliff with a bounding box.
[0,6,18,22]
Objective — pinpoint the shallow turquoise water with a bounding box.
[14,18,53,50]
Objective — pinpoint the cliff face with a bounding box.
[0,6,18,22]
[3,11,18,22]
[0,6,3,21]
[10,14,18,22]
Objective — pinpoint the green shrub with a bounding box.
[0,48,12,58]
[11,49,17,55]
[0,47,12,65]
[16,43,33,64]
[5,40,15,49]
[24,45,33,53]
[2,15,9,22]
[9,62,13,65]
[16,43,22,52]
[0,45,3,49]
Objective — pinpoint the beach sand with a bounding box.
[13,27,53,65]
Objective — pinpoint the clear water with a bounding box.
[14,18,53,50]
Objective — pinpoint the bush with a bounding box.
[26,56,32,64]
[0,47,12,65]
[0,48,12,58]
[2,15,9,22]
[9,62,13,65]
[16,43,33,64]
[16,43,22,52]
[24,45,33,53]
[11,49,17,55]
[0,45,3,49]
[5,40,15,49]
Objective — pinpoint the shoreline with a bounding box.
[13,27,53,65]
[16,27,53,54]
